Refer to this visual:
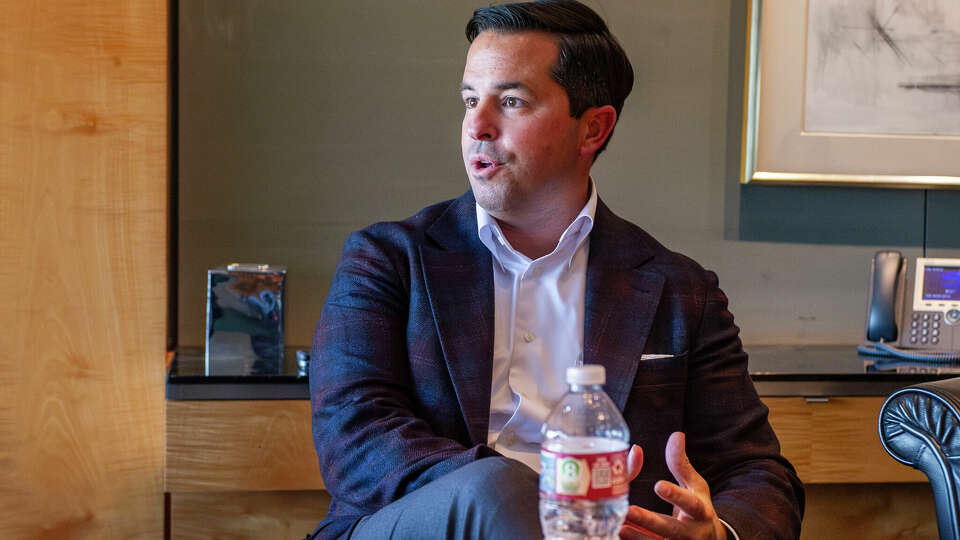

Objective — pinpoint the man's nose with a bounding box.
[465,103,499,141]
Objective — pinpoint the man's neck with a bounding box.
[492,181,591,260]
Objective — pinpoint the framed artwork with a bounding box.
[741,0,960,188]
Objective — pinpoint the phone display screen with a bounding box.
[922,266,960,301]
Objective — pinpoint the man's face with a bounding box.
[460,31,584,217]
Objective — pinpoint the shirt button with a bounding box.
[523,332,536,343]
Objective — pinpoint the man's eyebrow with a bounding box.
[495,81,528,92]
[458,81,531,93]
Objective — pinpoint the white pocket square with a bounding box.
[640,354,675,361]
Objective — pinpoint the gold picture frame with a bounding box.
[741,0,960,188]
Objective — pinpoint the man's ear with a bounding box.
[578,105,617,158]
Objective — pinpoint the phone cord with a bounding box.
[857,341,960,362]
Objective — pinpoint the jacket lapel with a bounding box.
[420,192,494,446]
[584,201,665,410]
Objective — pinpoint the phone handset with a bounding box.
[858,251,960,362]
[865,251,904,344]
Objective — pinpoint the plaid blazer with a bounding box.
[309,191,803,539]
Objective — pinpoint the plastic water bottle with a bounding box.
[539,365,630,540]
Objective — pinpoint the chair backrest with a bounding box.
[879,377,960,540]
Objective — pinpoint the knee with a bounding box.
[350,457,541,540]
[453,457,538,500]
[446,457,541,538]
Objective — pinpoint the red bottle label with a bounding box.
[539,447,629,500]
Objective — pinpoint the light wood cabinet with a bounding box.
[166,400,323,492]
[166,400,327,539]
[764,396,924,483]
[165,396,933,538]
[166,396,923,491]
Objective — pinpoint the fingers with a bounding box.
[654,480,710,521]
[621,434,723,540]
[627,444,643,481]
[624,502,722,540]
[621,506,665,539]
[664,432,707,493]
[620,505,673,539]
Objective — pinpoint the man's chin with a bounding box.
[469,183,511,214]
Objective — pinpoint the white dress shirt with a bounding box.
[476,183,741,539]
[477,182,597,472]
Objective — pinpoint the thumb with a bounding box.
[664,432,705,491]
[626,444,643,481]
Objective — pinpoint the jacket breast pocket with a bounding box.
[624,354,686,446]
[631,353,686,389]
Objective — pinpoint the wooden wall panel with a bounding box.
[0,0,167,538]
[166,400,325,492]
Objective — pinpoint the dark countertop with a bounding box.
[166,344,960,400]
[167,347,309,400]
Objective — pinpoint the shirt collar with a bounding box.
[476,179,597,267]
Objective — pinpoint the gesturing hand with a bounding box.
[619,432,727,540]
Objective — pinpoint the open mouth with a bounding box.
[470,153,502,173]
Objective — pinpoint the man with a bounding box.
[309,1,804,539]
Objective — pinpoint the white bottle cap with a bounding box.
[567,365,605,385]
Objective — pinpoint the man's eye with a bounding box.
[464,97,478,109]
[503,97,522,108]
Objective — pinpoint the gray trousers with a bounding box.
[349,457,542,540]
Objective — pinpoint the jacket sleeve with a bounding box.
[309,229,497,518]
[683,271,805,540]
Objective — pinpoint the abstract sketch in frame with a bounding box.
[742,0,960,188]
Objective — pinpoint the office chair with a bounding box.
[879,377,960,540]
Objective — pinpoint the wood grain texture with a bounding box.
[166,400,325,492]
[766,397,925,484]
[0,0,167,538]
[170,491,331,540]
[166,397,923,494]
[801,483,937,539]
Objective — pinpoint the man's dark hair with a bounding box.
[465,0,634,157]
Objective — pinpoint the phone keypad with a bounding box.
[910,311,942,345]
